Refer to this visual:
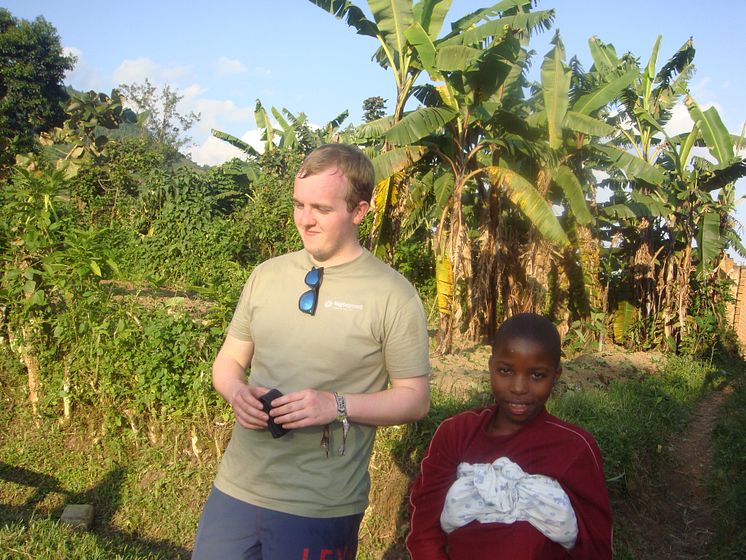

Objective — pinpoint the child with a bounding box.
[406,313,612,559]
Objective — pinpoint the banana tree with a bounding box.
[596,36,746,348]
[585,36,691,346]
[518,33,639,338]
[310,0,554,260]
[380,20,567,352]
[662,97,746,343]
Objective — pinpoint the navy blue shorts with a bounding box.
[191,486,363,560]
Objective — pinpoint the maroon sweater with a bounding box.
[406,407,612,559]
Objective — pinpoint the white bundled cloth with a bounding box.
[440,456,578,550]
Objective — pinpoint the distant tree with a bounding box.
[362,96,386,122]
[0,8,76,169]
[118,78,200,152]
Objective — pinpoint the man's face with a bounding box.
[293,168,368,266]
[488,336,561,436]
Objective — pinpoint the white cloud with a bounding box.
[112,57,193,87]
[187,99,255,147]
[191,135,247,166]
[190,129,264,166]
[215,56,248,77]
[241,129,264,153]
[181,83,206,99]
[63,46,109,92]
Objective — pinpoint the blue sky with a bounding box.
[5,0,746,258]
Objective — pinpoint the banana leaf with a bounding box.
[563,111,614,138]
[307,0,378,37]
[211,129,260,158]
[486,166,570,247]
[612,301,637,343]
[435,255,453,315]
[412,0,453,40]
[370,145,427,182]
[587,36,619,73]
[541,33,570,150]
[572,68,637,116]
[369,0,414,64]
[551,165,592,225]
[383,106,458,146]
[592,144,666,185]
[697,211,721,273]
[685,96,734,164]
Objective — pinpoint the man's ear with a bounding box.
[353,201,369,224]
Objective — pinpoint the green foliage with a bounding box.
[55,298,223,419]
[0,167,115,326]
[393,233,436,304]
[116,165,250,289]
[71,137,173,224]
[679,274,740,358]
[0,8,75,170]
[237,149,304,262]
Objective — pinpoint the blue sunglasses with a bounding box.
[298,266,324,315]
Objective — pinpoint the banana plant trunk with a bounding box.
[521,170,554,313]
[434,176,471,354]
[576,223,602,312]
[631,218,657,342]
[676,244,693,340]
[467,184,501,341]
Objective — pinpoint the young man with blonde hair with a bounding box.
[192,144,431,560]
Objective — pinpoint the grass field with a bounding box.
[1,346,744,559]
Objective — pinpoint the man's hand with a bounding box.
[268,389,337,429]
[229,384,271,430]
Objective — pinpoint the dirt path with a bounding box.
[659,388,727,558]
[618,388,727,559]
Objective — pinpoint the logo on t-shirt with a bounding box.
[324,299,363,311]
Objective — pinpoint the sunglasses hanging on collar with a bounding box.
[298,266,323,315]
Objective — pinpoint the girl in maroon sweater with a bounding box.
[407,313,612,559]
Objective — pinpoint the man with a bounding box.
[192,144,430,559]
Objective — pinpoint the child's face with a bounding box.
[488,335,561,436]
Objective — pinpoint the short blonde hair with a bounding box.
[296,144,374,211]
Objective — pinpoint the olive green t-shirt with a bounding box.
[214,249,430,517]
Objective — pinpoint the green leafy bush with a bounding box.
[41,294,226,424]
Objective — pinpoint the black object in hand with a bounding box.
[259,388,289,438]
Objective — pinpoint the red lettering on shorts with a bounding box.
[301,548,309,560]
[320,549,333,560]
